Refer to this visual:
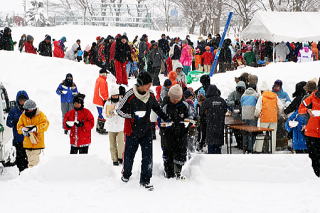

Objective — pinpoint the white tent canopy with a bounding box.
[241,12,320,42]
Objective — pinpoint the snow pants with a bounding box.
[61,102,74,128]
[150,67,161,86]
[26,149,42,168]
[161,132,187,178]
[306,136,320,177]
[254,122,277,153]
[123,133,153,185]
[70,146,89,154]
[115,60,128,85]
[109,131,124,162]
[13,142,28,172]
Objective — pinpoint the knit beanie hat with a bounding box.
[168,84,183,100]
[23,100,37,110]
[273,80,283,88]
[73,93,85,105]
[260,81,269,91]
[184,89,193,99]
[163,79,172,87]
[137,72,152,86]
[45,35,51,41]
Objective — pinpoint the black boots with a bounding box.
[174,163,185,180]
[96,119,108,135]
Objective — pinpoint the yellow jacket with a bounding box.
[17,109,49,149]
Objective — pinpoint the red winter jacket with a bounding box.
[202,51,214,65]
[63,108,95,147]
[109,41,116,62]
[24,41,37,54]
[53,40,65,58]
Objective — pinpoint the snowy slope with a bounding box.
[1,49,320,212]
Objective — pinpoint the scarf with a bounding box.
[133,85,150,104]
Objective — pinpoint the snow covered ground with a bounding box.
[1,26,320,212]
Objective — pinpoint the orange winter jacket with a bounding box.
[93,75,109,107]
[195,55,202,70]
[168,71,177,86]
[17,110,49,149]
[298,92,320,138]
[311,42,318,60]
[255,91,281,123]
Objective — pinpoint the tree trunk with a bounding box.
[83,7,87,25]
[189,19,196,34]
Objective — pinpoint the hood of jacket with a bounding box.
[16,90,29,104]
[263,91,277,101]
[292,81,307,97]
[236,81,246,90]
[243,87,257,96]
[206,85,221,98]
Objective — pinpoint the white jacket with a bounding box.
[105,101,124,132]
[64,43,79,61]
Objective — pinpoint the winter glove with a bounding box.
[27,126,37,133]
[22,127,30,137]
[75,121,84,127]
[66,121,75,128]
[61,90,68,95]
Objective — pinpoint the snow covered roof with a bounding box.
[241,12,320,42]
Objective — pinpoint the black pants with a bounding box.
[123,133,153,184]
[197,121,207,150]
[70,146,89,154]
[161,133,187,178]
[138,56,145,72]
[208,144,222,154]
[306,136,320,177]
[150,67,161,86]
[13,142,28,172]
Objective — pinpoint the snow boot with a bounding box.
[121,176,129,183]
[113,161,119,166]
[118,158,123,164]
[140,183,154,191]
[164,161,174,179]
[174,163,186,180]
[96,119,108,135]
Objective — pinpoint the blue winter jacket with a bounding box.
[273,89,291,103]
[285,111,307,151]
[6,91,29,145]
[56,82,78,103]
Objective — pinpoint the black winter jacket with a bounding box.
[115,41,131,63]
[38,40,52,57]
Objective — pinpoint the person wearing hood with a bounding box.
[138,34,149,71]
[0,27,15,51]
[168,71,178,86]
[274,41,290,62]
[240,84,259,153]
[170,37,182,71]
[148,42,165,86]
[218,38,232,73]
[284,81,307,115]
[244,45,256,67]
[160,85,194,179]
[105,84,125,165]
[202,46,214,73]
[175,63,187,88]
[64,40,81,61]
[272,80,291,104]
[115,35,131,85]
[116,72,169,190]
[17,100,49,168]
[56,73,78,134]
[6,91,29,172]
[93,68,109,135]
[38,35,52,57]
[195,74,211,97]
[64,93,94,154]
[254,81,283,153]
[24,35,37,54]
[298,43,313,63]
[179,40,193,75]
[18,34,26,52]
[227,81,246,149]
[200,85,227,154]
[53,36,66,58]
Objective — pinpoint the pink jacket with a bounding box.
[180,44,193,67]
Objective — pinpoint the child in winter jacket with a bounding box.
[202,46,214,73]
[311,42,319,61]
[24,35,37,54]
[64,94,94,154]
[285,111,307,153]
[194,48,203,71]
[17,100,49,168]
[180,41,193,75]
[160,79,172,103]
[53,37,66,58]
[175,63,187,89]
[105,84,125,165]
[56,73,78,134]
[160,85,194,179]
[168,71,178,86]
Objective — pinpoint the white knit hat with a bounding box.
[109,83,119,96]
[260,81,269,91]
[168,84,183,100]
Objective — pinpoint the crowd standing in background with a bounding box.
[2,26,320,190]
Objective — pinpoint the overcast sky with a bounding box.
[1,0,25,14]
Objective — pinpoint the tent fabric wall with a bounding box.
[241,12,320,42]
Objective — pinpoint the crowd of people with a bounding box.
[1,26,320,191]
